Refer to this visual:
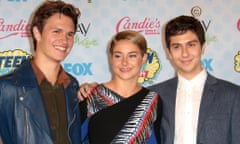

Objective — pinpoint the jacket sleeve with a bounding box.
[231,87,240,144]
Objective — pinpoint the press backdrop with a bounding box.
[0,0,240,87]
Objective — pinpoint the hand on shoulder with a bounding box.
[78,82,98,102]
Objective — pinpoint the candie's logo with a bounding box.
[237,18,240,31]
[0,18,31,39]
[138,48,161,85]
[0,49,31,76]
[116,16,161,35]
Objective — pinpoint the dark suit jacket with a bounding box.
[148,73,240,144]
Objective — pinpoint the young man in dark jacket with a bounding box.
[149,15,240,144]
[0,1,83,143]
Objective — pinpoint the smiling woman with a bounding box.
[80,30,162,144]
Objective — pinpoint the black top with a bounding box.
[88,87,149,144]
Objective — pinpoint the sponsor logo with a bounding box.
[75,22,98,48]
[190,6,217,45]
[63,62,93,76]
[202,58,213,72]
[138,48,161,85]
[234,51,240,72]
[116,16,161,35]
[0,49,31,76]
[191,6,201,17]
[0,18,31,39]
[77,23,91,37]
[237,18,240,31]
[74,36,98,48]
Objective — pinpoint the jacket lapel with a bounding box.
[197,74,217,138]
[169,78,178,142]
[15,60,52,138]
[161,77,178,143]
[22,87,52,136]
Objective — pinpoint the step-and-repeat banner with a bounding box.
[0,0,240,87]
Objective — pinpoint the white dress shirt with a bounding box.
[174,70,207,144]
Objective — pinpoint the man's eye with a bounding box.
[188,43,197,48]
[114,55,121,58]
[129,54,137,58]
[172,45,180,49]
[68,32,75,37]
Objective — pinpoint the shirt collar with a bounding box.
[30,58,70,88]
[178,69,207,88]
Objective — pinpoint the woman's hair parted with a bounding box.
[108,30,147,56]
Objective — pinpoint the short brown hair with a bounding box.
[165,15,205,49]
[30,0,81,50]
